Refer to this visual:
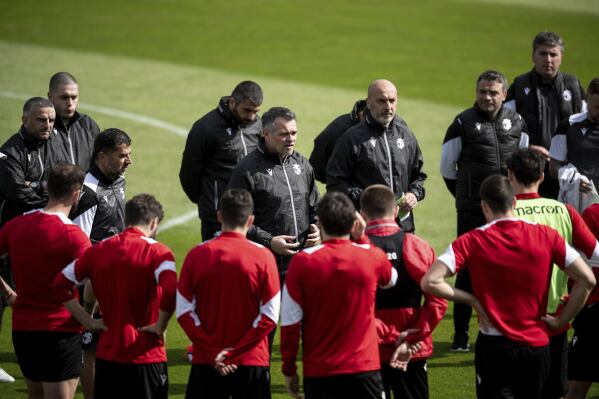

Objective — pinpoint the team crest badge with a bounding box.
[563,90,572,102]
[226,128,232,136]
[396,138,405,150]
[581,128,588,135]
[293,163,302,175]
[524,87,530,95]
[266,168,273,176]
[369,138,376,148]
[475,122,481,131]
[502,118,512,131]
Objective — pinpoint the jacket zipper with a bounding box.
[37,152,44,179]
[240,128,248,156]
[383,130,394,192]
[214,180,218,210]
[280,157,299,240]
[492,123,501,173]
[67,131,75,164]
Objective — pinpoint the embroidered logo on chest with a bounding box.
[475,122,481,131]
[396,138,405,150]
[563,89,572,102]
[369,138,376,148]
[293,163,302,175]
[581,127,588,135]
[524,87,530,96]
[266,168,273,176]
[226,128,232,136]
[502,118,512,131]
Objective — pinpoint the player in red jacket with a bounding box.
[53,194,177,399]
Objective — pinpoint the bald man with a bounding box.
[48,72,101,171]
[326,79,426,232]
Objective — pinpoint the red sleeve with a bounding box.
[69,226,92,258]
[437,233,472,275]
[153,245,177,312]
[567,204,599,259]
[403,235,448,344]
[280,255,303,377]
[227,250,280,362]
[176,251,220,358]
[52,246,94,303]
[376,318,400,345]
[583,204,599,238]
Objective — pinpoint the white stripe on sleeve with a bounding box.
[280,285,303,326]
[154,260,176,283]
[62,260,85,286]
[519,132,529,149]
[437,244,457,274]
[440,136,462,180]
[549,135,567,162]
[564,242,581,268]
[252,291,281,327]
[379,267,398,289]
[176,290,201,326]
[588,241,599,268]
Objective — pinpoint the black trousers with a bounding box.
[94,359,168,399]
[304,370,384,399]
[541,332,568,399]
[475,333,550,399]
[453,209,486,338]
[381,360,428,399]
[185,364,271,399]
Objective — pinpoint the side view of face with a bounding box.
[98,144,132,179]
[366,80,398,128]
[533,44,562,81]
[264,118,297,158]
[48,84,79,120]
[476,79,507,119]
[587,93,599,123]
[229,97,261,127]
[22,106,56,141]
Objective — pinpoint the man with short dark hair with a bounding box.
[360,184,447,399]
[309,99,366,183]
[180,81,263,241]
[508,148,599,399]
[422,174,596,399]
[48,72,101,171]
[54,193,176,399]
[177,189,280,398]
[0,164,92,399]
[549,78,599,194]
[505,31,587,198]
[229,107,320,278]
[326,79,427,233]
[441,70,530,352]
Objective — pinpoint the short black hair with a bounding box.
[49,72,78,93]
[47,164,84,200]
[317,192,355,236]
[92,128,131,161]
[476,70,508,92]
[23,97,54,115]
[507,149,545,187]
[360,184,395,219]
[231,81,263,105]
[125,194,164,226]
[262,107,295,133]
[219,189,254,228]
[480,175,515,214]
[533,31,564,53]
[588,78,599,97]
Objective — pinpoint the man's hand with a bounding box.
[84,318,108,333]
[541,314,565,331]
[304,224,321,248]
[350,212,367,241]
[138,323,166,340]
[399,192,418,211]
[580,177,593,193]
[214,348,237,376]
[390,340,422,370]
[285,374,303,398]
[270,235,301,256]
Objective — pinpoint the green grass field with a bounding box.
[0,0,598,397]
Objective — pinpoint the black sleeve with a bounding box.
[443,177,457,198]
[325,133,362,205]
[0,152,46,207]
[407,139,427,201]
[306,161,320,224]
[179,122,209,204]
[309,117,349,184]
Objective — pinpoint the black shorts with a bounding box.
[381,359,428,399]
[568,303,599,382]
[12,330,81,382]
[185,364,271,399]
[542,332,568,399]
[304,370,384,399]
[94,358,168,399]
[475,333,549,399]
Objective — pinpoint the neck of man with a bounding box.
[487,209,516,223]
[128,223,153,237]
[221,224,249,236]
[321,231,349,242]
[512,181,540,195]
[44,200,73,218]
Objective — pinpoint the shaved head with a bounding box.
[366,79,398,127]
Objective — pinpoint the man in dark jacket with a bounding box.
[505,32,586,199]
[228,107,320,278]
[309,99,366,183]
[179,81,263,241]
[48,72,101,172]
[441,70,529,352]
[326,79,426,233]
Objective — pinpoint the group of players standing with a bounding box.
[0,29,598,399]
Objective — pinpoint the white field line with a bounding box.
[0,89,196,231]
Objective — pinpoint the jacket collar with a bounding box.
[516,192,541,200]
[364,109,397,134]
[257,138,295,164]
[89,163,121,185]
[18,126,46,150]
[216,96,239,128]
[350,100,366,123]
[53,111,82,132]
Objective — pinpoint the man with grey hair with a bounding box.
[505,31,586,199]
[441,70,530,353]
[228,106,320,279]
[180,81,264,241]
[326,79,426,233]
[48,72,101,171]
